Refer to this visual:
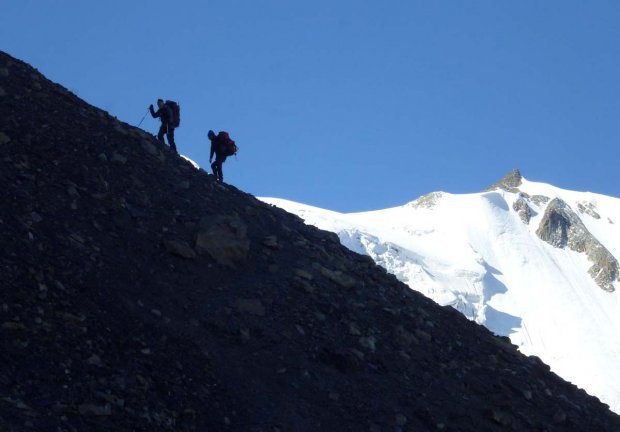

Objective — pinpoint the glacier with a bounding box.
[261,173,620,413]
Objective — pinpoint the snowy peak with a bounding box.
[487,168,523,191]
[484,169,619,291]
[261,173,620,413]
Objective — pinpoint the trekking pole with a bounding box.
[137,108,149,127]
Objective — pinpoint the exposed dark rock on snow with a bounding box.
[512,195,532,224]
[577,201,602,220]
[407,192,443,209]
[487,168,523,192]
[2,50,620,431]
[536,198,618,292]
[531,194,551,207]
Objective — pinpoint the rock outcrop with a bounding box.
[407,191,443,209]
[536,198,618,291]
[2,50,620,431]
[577,201,602,220]
[512,195,532,224]
[487,168,523,192]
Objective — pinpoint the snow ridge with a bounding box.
[261,175,620,413]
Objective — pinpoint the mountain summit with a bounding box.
[487,168,523,191]
[264,170,620,415]
[2,50,620,431]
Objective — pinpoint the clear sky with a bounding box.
[3,1,620,212]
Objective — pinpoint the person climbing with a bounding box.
[149,99,178,153]
[208,130,237,183]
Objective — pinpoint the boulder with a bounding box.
[195,214,250,268]
[0,132,10,145]
[164,239,196,259]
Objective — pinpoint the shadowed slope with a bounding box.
[1,51,619,431]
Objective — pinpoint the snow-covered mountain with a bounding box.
[261,170,620,413]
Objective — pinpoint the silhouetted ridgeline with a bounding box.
[1,50,619,431]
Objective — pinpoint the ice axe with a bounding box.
[137,108,149,127]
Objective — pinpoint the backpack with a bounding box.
[218,131,238,156]
[165,100,181,128]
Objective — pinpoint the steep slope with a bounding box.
[2,50,620,431]
[262,170,620,414]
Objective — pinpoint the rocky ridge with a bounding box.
[489,170,618,292]
[2,50,620,431]
[536,198,618,292]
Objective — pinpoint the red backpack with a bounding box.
[218,131,238,156]
[165,100,181,128]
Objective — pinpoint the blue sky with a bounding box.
[3,1,620,212]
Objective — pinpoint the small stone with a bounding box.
[245,206,258,216]
[348,322,361,336]
[359,336,376,352]
[0,68,9,77]
[164,240,196,259]
[94,391,124,407]
[553,409,567,423]
[319,265,356,288]
[67,185,79,198]
[114,124,129,135]
[0,87,6,97]
[293,278,315,293]
[30,212,43,223]
[395,414,408,426]
[86,354,103,367]
[236,298,266,316]
[98,153,108,162]
[262,235,280,249]
[78,403,112,416]
[349,348,365,361]
[415,329,432,343]
[395,325,419,346]
[329,392,340,401]
[491,409,512,426]
[111,152,127,164]
[2,321,26,331]
[0,132,10,145]
[294,269,313,280]
[151,309,162,317]
[141,140,158,155]
[69,233,84,243]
